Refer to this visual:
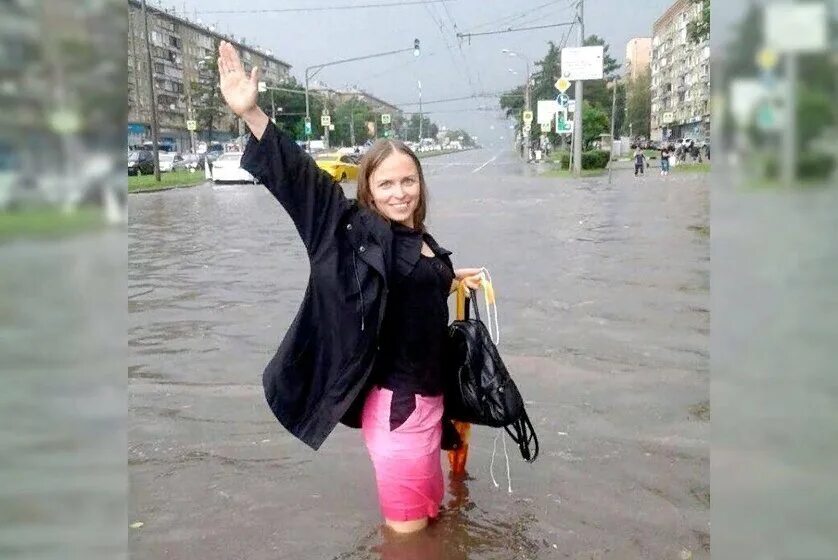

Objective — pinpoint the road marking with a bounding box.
[471,152,500,173]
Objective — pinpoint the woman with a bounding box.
[660,145,671,176]
[217,42,483,534]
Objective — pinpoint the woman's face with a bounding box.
[368,151,421,228]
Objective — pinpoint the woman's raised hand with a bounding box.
[218,41,259,118]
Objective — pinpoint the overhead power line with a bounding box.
[456,21,574,42]
[461,0,570,33]
[187,0,456,15]
[396,91,523,107]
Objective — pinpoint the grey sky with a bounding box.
[160,0,675,146]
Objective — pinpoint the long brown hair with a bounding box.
[356,139,429,232]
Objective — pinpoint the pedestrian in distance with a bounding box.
[216,41,486,535]
[660,145,671,176]
[633,146,647,177]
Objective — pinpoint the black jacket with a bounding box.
[240,123,452,450]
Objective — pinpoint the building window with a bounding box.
[168,50,176,63]
[154,62,164,74]
[169,36,181,49]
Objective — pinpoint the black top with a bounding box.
[371,223,455,430]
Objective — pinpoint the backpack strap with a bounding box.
[504,410,539,462]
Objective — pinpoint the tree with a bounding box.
[582,101,609,150]
[254,76,325,142]
[624,68,651,139]
[613,82,627,138]
[581,35,620,114]
[687,0,710,44]
[191,39,226,142]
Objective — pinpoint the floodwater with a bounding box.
[129,148,709,559]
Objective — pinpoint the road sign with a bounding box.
[540,122,551,133]
[522,110,533,124]
[304,117,312,135]
[560,46,604,80]
[567,100,576,113]
[556,93,569,107]
[186,119,197,131]
[555,77,571,93]
[321,115,331,126]
[756,48,779,71]
[522,123,531,134]
[381,113,391,125]
[756,99,783,131]
[258,81,267,93]
[555,109,572,134]
[329,124,335,131]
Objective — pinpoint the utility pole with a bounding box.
[418,80,423,141]
[572,0,584,176]
[141,0,161,180]
[181,28,197,153]
[782,53,797,186]
[608,78,617,184]
[524,59,531,161]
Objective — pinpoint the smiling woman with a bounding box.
[215,39,486,535]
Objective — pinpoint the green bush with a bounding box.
[798,152,835,180]
[765,152,835,180]
[553,152,570,168]
[581,149,610,169]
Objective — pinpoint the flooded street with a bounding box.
[129,148,709,559]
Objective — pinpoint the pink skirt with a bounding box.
[361,386,444,521]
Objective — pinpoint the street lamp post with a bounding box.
[502,49,531,162]
[305,40,420,151]
[417,80,423,142]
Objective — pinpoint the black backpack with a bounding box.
[443,290,539,462]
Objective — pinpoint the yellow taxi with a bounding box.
[314,152,359,182]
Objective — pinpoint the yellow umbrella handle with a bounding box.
[449,279,473,475]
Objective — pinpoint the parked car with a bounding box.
[127,150,154,175]
[314,152,359,182]
[158,152,183,173]
[210,152,257,184]
[174,153,205,172]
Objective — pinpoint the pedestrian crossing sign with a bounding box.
[555,109,573,134]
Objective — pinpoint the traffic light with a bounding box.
[413,38,420,57]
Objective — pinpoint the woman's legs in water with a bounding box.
[385,517,429,533]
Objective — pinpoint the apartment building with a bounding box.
[650,0,710,142]
[625,37,652,82]
[127,0,291,151]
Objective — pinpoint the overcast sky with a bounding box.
[159,0,675,146]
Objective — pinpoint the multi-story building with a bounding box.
[625,37,652,82]
[650,0,710,142]
[127,0,291,151]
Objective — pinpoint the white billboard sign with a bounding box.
[537,100,559,125]
[765,3,828,53]
[560,46,604,81]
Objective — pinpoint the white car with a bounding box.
[210,152,257,184]
[158,152,182,173]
